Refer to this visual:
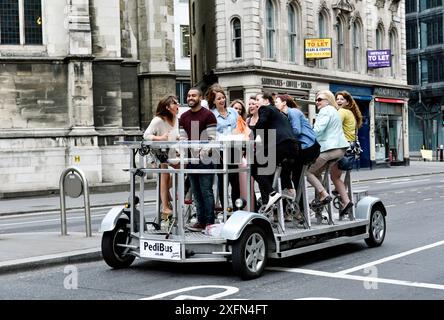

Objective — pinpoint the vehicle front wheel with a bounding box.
[232,225,268,280]
[102,219,135,268]
[365,203,386,247]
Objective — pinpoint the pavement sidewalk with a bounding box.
[0,160,443,274]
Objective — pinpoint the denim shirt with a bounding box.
[212,107,238,139]
[286,108,316,149]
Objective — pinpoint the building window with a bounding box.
[420,0,443,10]
[406,0,417,12]
[406,21,418,49]
[231,18,242,59]
[288,4,298,63]
[180,25,190,58]
[191,2,196,35]
[407,58,419,85]
[0,0,42,45]
[423,55,444,83]
[421,15,443,47]
[352,21,362,72]
[265,0,276,60]
[176,80,191,107]
[376,25,384,50]
[389,29,398,77]
[335,17,344,69]
[318,11,328,68]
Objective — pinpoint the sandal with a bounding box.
[319,195,332,205]
[161,209,173,220]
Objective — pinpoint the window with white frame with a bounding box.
[288,4,299,63]
[335,17,344,69]
[180,25,190,58]
[265,0,276,60]
[352,21,362,72]
[389,29,398,77]
[232,17,242,59]
[0,0,42,45]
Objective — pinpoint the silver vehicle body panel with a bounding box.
[99,206,127,232]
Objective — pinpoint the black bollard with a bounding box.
[440,146,443,162]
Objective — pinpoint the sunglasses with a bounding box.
[316,98,326,102]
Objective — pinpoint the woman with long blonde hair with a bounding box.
[306,90,349,210]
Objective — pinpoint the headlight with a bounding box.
[235,198,246,209]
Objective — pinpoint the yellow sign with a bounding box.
[74,155,80,163]
[304,38,332,59]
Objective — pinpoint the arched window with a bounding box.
[376,25,384,50]
[266,0,276,59]
[288,4,299,63]
[389,29,399,77]
[335,17,344,69]
[232,18,242,59]
[318,11,328,67]
[352,20,362,72]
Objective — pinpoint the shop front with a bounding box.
[220,73,317,118]
[330,84,373,168]
[372,87,410,166]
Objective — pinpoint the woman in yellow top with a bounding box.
[331,91,363,217]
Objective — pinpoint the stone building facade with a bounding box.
[0,0,190,195]
[190,0,411,167]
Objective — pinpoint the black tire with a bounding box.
[102,219,136,269]
[232,225,268,280]
[365,203,386,247]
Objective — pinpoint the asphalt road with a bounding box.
[1,174,444,300]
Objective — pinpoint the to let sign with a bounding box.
[367,50,391,68]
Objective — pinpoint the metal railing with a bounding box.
[59,166,92,237]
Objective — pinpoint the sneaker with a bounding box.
[281,189,295,200]
[186,222,206,232]
[264,191,282,212]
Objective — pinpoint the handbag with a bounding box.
[338,129,362,171]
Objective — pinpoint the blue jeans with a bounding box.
[188,164,215,225]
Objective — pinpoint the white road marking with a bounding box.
[376,178,410,184]
[336,240,444,275]
[268,267,444,291]
[385,205,396,208]
[0,214,106,227]
[394,191,405,194]
[406,201,416,204]
[140,285,239,300]
[392,179,430,185]
[423,198,432,201]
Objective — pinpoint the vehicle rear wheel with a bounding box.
[102,219,135,268]
[365,203,386,247]
[232,225,268,280]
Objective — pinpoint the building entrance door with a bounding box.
[375,115,389,163]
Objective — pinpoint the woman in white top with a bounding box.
[306,90,349,207]
[143,95,179,220]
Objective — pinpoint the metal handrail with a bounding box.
[59,166,92,237]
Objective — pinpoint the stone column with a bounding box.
[137,0,176,130]
[65,0,101,183]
